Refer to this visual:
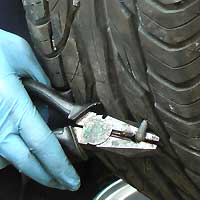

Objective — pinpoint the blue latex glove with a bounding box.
[0,30,80,191]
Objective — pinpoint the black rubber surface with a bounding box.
[22,0,200,199]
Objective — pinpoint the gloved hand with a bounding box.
[0,30,80,191]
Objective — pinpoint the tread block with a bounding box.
[24,0,77,52]
[22,0,47,22]
[49,0,69,47]
[172,134,200,152]
[148,69,200,105]
[137,0,200,28]
[139,11,200,44]
[43,55,67,88]
[156,104,200,137]
[139,27,200,67]
[155,93,200,119]
[170,138,200,175]
[26,19,53,55]
[51,13,64,47]
[23,0,78,89]
[146,52,200,83]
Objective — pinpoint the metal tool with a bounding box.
[23,79,160,160]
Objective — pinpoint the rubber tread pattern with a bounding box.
[139,27,200,67]
[139,11,200,44]
[148,68,200,105]
[137,0,200,28]
[22,0,79,89]
[145,52,200,84]
[138,0,200,192]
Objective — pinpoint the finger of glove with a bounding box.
[20,114,80,191]
[3,76,80,191]
[16,87,80,191]
[0,156,9,169]
[0,134,67,189]
[20,113,80,191]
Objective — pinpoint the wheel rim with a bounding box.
[93,179,150,200]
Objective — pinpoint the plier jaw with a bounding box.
[72,112,160,158]
[24,79,160,159]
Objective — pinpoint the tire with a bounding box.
[22,0,200,199]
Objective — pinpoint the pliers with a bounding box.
[23,79,160,160]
